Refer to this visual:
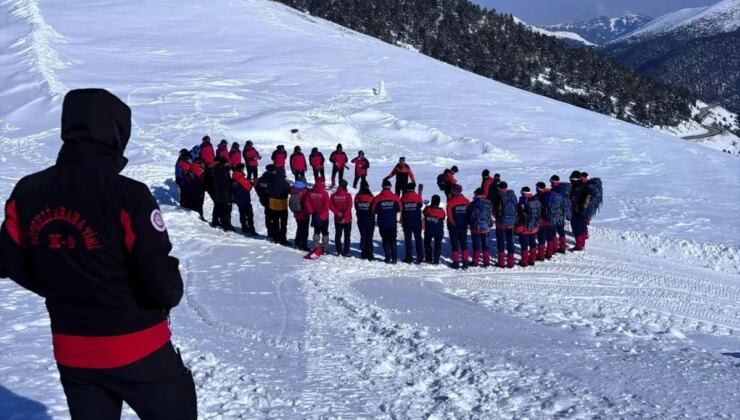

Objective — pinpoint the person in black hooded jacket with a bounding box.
[0,89,196,419]
[211,156,234,231]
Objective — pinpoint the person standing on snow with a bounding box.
[329,143,349,189]
[268,167,291,245]
[199,135,215,166]
[210,156,234,231]
[271,145,288,170]
[0,89,196,419]
[175,148,193,210]
[423,194,446,265]
[480,170,495,198]
[289,146,307,181]
[494,181,518,268]
[443,165,459,197]
[354,181,375,261]
[216,139,229,161]
[305,177,331,255]
[256,164,275,239]
[330,179,353,256]
[549,175,568,254]
[189,157,206,219]
[385,156,415,197]
[515,186,541,267]
[243,140,261,181]
[570,171,595,251]
[447,184,471,270]
[371,179,402,264]
[400,182,424,264]
[535,181,555,260]
[229,142,242,169]
[309,147,325,181]
[232,163,257,236]
[290,180,311,251]
[350,150,370,189]
[469,188,493,267]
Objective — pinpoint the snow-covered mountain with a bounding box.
[602,0,740,113]
[611,0,740,44]
[1,0,739,418]
[542,14,652,45]
[514,16,596,47]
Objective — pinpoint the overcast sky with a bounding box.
[471,0,720,25]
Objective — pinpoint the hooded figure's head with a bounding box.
[62,89,131,154]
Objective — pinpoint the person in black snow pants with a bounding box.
[371,179,402,264]
[211,156,234,231]
[0,89,196,420]
[423,194,446,265]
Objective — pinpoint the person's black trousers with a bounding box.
[214,203,233,230]
[334,222,351,256]
[352,174,366,189]
[403,227,424,263]
[58,342,197,420]
[238,202,254,233]
[295,218,310,250]
[358,224,375,260]
[246,166,258,180]
[379,228,398,263]
[275,209,288,244]
[264,207,275,239]
[312,168,325,180]
[424,230,443,264]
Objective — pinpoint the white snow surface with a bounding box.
[1,0,740,418]
[612,0,740,43]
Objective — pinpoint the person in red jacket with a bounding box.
[329,143,349,189]
[243,140,261,181]
[304,177,331,254]
[199,135,215,166]
[423,195,446,265]
[216,139,229,161]
[309,147,325,181]
[371,179,402,264]
[0,89,196,419]
[290,145,307,181]
[350,150,370,189]
[444,165,459,196]
[330,179,353,256]
[232,164,256,236]
[271,145,288,169]
[354,181,375,260]
[447,184,471,269]
[229,142,242,169]
[515,187,540,267]
[480,169,495,198]
[385,157,415,197]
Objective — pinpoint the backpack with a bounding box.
[584,178,603,219]
[289,183,306,213]
[190,145,201,160]
[525,198,542,230]
[470,198,493,230]
[500,190,518,226]
[436,173,446,191]
[545,191,565,225]
[553,182,572,221]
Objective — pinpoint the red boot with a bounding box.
[559,236,567,254]
[451,251,460,269]
[482,251,491,267]
[536,243,546,261]
[529,248,538,266]
[462,250,470,269]
[546,239,555,259]
[507,253,516,268]
[573,234,584,251]
[520,250,529,267]
[498,252,506,268]
[471,251,480,267]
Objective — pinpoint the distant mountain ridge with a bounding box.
[542,14,652,45]
[602,0,740,113]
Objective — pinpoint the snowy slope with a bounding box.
[612,0,740,43]
[1,0,740,418]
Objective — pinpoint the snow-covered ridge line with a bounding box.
[5,0,68,96]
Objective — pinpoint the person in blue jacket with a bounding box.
[423,195,446,265]
[371,179,401,264]
[401,182,424,264]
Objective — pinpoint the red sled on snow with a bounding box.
[303,247,323,260]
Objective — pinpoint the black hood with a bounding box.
[61,88,131,154]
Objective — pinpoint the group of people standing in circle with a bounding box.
[176,131,602,268]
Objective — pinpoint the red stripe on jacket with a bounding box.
[52,321,171,369]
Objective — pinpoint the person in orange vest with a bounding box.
[330,179,353,256]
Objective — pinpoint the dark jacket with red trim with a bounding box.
[371,189,401,230]
[0,89,182,369]
[401,191,423,230]
[447,195,471,229]
[354,192,375,227]
[423,206,446,236]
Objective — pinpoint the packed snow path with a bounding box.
[1,0,739,418]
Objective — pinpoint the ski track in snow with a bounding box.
[1,0,740,418]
